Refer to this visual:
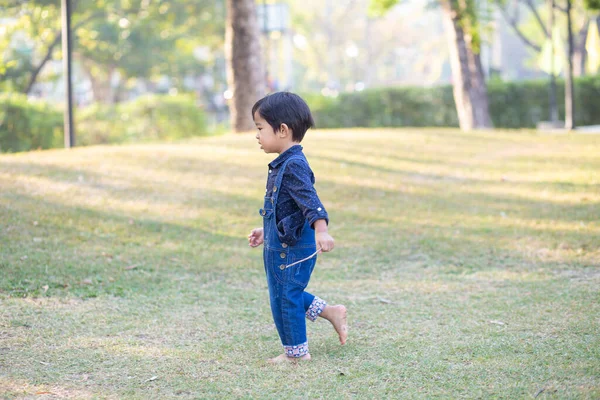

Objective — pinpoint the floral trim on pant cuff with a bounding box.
[306,296,327,322]
[284,341,309,358]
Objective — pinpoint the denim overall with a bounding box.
[260,155,327,357]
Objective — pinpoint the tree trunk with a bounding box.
[225,0,265,132]
[548,0,559,122]
[440,0,493,130]
[565,0,575,129]
[469,48,493,128]
[573,18,590,77]
[81,58,115,104]
[363,17,374,87]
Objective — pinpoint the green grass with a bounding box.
[1,129,599,399]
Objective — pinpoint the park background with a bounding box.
[1,0,599,398]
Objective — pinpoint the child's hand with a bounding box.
[248,227,264,247]
[314,219,334,252]
[316,232,335,253]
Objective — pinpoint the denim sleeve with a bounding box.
[284,159,329,228]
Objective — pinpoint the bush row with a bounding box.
[0,94,209,153]
[305,76,600,129]
[0,94,63,153]
[76,94,208,146]
[2,76,599,152]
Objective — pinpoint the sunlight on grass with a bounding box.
[466,184,600,205]
[1,129,599,398]
[0,378,99,400]
[466,269,551,282]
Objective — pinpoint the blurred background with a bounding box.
[1,0,599,152]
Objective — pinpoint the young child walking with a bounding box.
[248,92,348,363]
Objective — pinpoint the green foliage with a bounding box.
[0,94,209,153]
[369,0,490,53]
[0,93,63,152]
[75,0,220,84]
[368,0,400,17]
[304,86,458,128]
[0,3,61,92]
[584,0,600,10]
[76,95,209,146]
[1,0,223,95]
[308,76,600,129]
[487,77,600,128]
[1,130,599,398]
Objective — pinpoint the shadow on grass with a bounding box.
[2,145,598,301]
[311,152,600,191]
[0,190,265,299]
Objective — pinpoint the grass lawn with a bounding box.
[1,129,599,399]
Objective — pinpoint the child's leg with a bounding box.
[266,269,311,360]
[279,284,310,357]
[303,291,348,345]
[303,292,327,321]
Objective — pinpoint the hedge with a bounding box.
[76,94,208,146]
[306,75,600,129]
[0,94,63,153]
[2,77,599,153]
[0,94,209,153]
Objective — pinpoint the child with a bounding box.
[248,92,348,363]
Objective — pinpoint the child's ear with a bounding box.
[279,123,290,138]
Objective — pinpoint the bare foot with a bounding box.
[320,305,348,345]
[267,353,311,364]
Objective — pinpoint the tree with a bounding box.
[370,0,493,130]
[548,0,560,123]
[74,1,222,103]
[498,0,595,128]
[498,0,562,122]
[500,0,593,77]
[584,0,600,9]
[225,0,264,132]
[439,0,493,130]
[287,0,449,93]
[0,1,107,94]
[584,0,600,76]
[0,0,223,99]
[565,0,575,129]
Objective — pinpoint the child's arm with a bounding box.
[248,227,264,247]
[284,159,334,251]
[284,160,329,226]
[314,219,335,252]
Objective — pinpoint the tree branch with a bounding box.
[524,0,549,37]
[25,32,62,94]
[576,17,590,49]
[554,4,567,13]
[25,11,105,94]
[497,4,542,52]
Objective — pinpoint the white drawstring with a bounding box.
[285,247,322,269]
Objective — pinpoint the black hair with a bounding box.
[251,92,315,142]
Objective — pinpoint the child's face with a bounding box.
[254,111,281,154]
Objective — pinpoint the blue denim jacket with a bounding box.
[265,145,329,246]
